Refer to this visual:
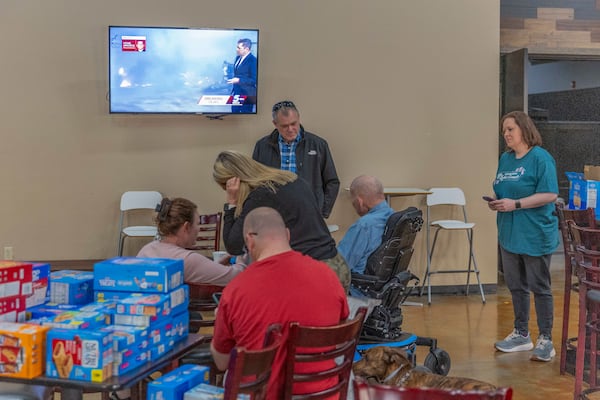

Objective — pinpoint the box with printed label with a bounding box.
[116,293,170,317]
[566,172,600,219]
[50,270,94,305]
[46,328,113,382]
[105,324,149,352]
[0,261,33,299]
[113,348,150,376]
[26,263,50,309]
[184,383,250,400]
[93,257,184,294]
[0,296,27,322]
[95,290,141,302]
[113,313,157,327]
[148,317,172,346]
[27,303,80,320]
[0,322,50,379]
[169,311,189,344]
[41,310,109,330]
[169,285,189,317]
[148,364,210,400]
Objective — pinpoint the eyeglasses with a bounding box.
[272,101,296,113]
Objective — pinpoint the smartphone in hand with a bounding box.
[482,196,495,202]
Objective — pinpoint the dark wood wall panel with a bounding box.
[501,0,600,55]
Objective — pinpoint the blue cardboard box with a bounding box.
[184,384,250,400]
[94,257,184,294]
[566,172,600,219]
[105,324,149,352]
[46,328,113,382]
[41,310,109,330]
[95,290,140,302]
[26,262,50,309]
[148,365,210,400]
[117,293,170,317]
[50,270,94,305]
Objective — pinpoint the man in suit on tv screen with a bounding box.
[227,38,257,113]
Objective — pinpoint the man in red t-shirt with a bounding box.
[210,207,349,399]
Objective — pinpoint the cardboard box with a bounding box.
[147,364,210,400]
[116,293,170,317]
[26,263,50,309]
[50,270,94,305]
[184,384,250,400]
[95,290,140,302]
[46,328,113,382]
[584,165,600,181]
[0,261,33,299]
[94,257,184,294]
[566,172,600,219]
[0,322,50,379]
[104,324,149,352]
[41,310,109,330]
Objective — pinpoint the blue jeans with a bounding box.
[500,246,554,338]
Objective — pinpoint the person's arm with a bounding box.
[337,224,369,274]
[489,193,557,212]
[222,207,245,255]
[237,55,257,86]
[320,141,340,218]
[183,252,245,285]
[210,342,230,371]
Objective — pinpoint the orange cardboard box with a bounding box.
[0,322,50,378]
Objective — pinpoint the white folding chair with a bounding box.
[420,187,485,305]
[117,191,162,256]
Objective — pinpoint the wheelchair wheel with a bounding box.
[424,348,451,376]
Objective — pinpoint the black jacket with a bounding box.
[223,179,337,260]
[252,127,340,218]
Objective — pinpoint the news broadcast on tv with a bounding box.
[109,26,259,114]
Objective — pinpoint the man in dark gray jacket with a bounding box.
[252,100,340,218]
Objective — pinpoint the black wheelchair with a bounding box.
[351,206,451,376]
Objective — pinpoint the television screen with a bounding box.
[108,26,259,114]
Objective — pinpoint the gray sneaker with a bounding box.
[495,329,534,352]
[531,335,556,362]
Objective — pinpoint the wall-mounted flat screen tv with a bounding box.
[108,26,259,115]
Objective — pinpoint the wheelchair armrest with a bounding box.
[351,272,378,287]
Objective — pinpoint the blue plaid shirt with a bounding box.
[278,131,302,173]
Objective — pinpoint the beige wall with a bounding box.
[0,0,500,285]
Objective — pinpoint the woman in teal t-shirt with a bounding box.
[487,111,558,362]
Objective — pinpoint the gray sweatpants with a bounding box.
[500,246,554,338]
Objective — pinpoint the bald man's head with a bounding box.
[243,207,291,261]
[349,175,385,215]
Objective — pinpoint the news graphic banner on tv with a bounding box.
[108,26,259,114]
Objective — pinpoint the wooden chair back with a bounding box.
[187,283,224,332]
[282,307,367,400]
[223,324,283,400]
[352,378,513,400]
[556,202,596,260]
[568,222,600,398]
[188,212,222,255]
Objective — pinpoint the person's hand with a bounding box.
[225,177,240,205]
[489,198,516,212]
[227,78,240,84]
[218,253,232,266]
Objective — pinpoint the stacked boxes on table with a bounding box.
[93,257,189,375]
[566,166,600,219]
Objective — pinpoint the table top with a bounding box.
[383,187,432,196]
[0,333,209,392]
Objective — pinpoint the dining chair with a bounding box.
[187,212,223,256]
[569,222,600,399]
[555,202,597,375]
[179,283,225,385]
[352,377,513,400]
[420,188,485,305]
[222,324,283,400]
[282,307,367,400]
[117,191,162,256]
